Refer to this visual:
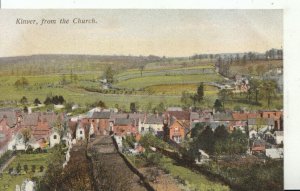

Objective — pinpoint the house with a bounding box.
[249,129,258,139]
[75,121,90,140]
[265,148,283,159]
[89,111,111,135]
[0,115,14,150]
[139,114,164,135]
[251,139,266,154]
[8,131,26,151]
[213,112,233,122]
[231,112,259,132]
[32,118,51,141]
[260,111,283,130]
[169,119,189,143]
[247,118,275,131]
[274,131,283,145]
[49,131,60,148]
[112,118,137,136]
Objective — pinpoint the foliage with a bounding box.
[14,77,29,88]
[189,125,248,157]
[139,133,166,151]
[40,144,66,190]
[20,128,32,146]
[104,65,114,83]
[20,96,28,105]
[43,95,65,105]
[16,163,21,174]
[196,82,204,102]
[130,102,137,113]
[180,91,193,107]
[213,99,223,112]
[34,98,41,106]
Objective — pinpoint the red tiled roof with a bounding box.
[167,111,190,121]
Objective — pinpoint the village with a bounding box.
[0,102,284,190]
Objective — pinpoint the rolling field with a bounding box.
[115,74,223,89]
[115,65,215,81]
[144,84,219,95]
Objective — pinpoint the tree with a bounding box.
[139,64,146,77]
[44,96,52,105]
[180,91,193,107]
[21,128,31,147]
[58,95,65,104]
[260,80,277,108]
[196,82,204,102]
[40,165,44,172]
[20,96,28,105]
[197,126,215,154]
[14,77,29,88]
[154,102,165,114]
[16,163,21,174]
[97,100,106,108]
[213,99,223,112]
[214,125,229,141]
[24,106,28,113]
[130,102,137,113]
[248,79,261,104]
[24,164,28,173]
[31,165,36,172]
[218,89,232,109]
[34,98,41,106]
[104,66,114,84]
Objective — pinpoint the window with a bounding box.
[53,135,57,139]
[141,127,144,131]
[80,130,83,134]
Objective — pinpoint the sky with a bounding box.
[0,9,283,57]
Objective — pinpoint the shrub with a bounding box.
[31,165,36,172]
[24,164,28,173]
[16,163,21,174]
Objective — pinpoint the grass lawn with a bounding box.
[0,153,50,191]
[159,156,229,191]
[115,74,223,89]
[144,84,219,95]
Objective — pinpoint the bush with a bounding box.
[24,164,28,173]
[31,165,36,172]
[40,165,44,172]
[16,163,21,174]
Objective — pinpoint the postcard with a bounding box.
[0,8,286,191]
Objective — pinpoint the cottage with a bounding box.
[139,114,164,135]
[247,118,275,131]
[90,111,111,135]
[76,122,88,140]
[251,139,266,154]
[249,129,258,139]
[113,118,137,136]
[169,119,189,143]
[274,131,283,145]
[265,148,283,159]
[49,131,60,148]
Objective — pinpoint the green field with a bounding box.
[115,74,223,89]
[144,84,219,95]
[159,156,229,191]
[0,153,50,191]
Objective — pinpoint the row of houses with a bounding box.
[0,107,284,156]
[68,108,284,145]
[0,110,66,152]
